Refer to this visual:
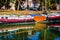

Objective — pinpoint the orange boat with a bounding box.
[34,16,46,22]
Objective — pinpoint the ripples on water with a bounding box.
[0,23,60,40]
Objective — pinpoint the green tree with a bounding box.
[40,0,43,2]
[47,0,51,9]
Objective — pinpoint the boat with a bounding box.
[0,13,47,23]
[47,12,60,23]
[48,12,60,19]
[0,15,34,23]
[30,14,47,22]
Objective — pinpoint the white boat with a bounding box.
[0,15,34,23]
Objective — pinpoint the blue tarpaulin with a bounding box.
[30,14,42,17]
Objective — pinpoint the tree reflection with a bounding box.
[0,23,60,40]
[38,27,59,40]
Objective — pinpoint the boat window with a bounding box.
[6,17,8,19]
[1,17,4,19]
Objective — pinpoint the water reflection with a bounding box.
[28,31,40,40]
[0,23,60,40]
[34,23,46,30]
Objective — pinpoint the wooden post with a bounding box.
[17,0,20,10]
[45,0,47,11]
[26,0,28,11]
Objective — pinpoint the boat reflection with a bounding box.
[0,23,60,40]
[34,23,46,30]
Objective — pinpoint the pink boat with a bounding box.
[0,15,34,23]
[48,12,60,20]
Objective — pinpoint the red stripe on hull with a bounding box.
[48,16,60,19]
[49,24,60,27]
[0,19,33,23]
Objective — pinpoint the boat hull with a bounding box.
[0,19,34,23]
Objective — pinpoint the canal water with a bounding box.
[0,23,60,40]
